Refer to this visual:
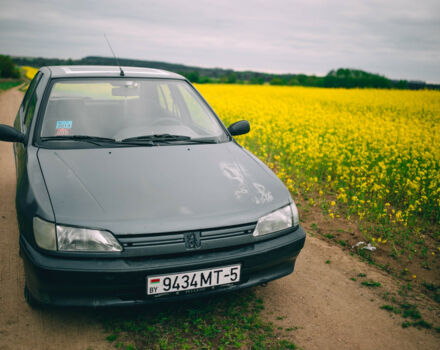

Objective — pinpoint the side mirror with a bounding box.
[228,120,250,136]
[0,124,25,143]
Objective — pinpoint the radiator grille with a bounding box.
[117,223,256,249]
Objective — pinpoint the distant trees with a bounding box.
[250,76,264,85]
[323,68,393,88]
[185,71,200,83]
[0,55,20,78]
[395,80,408,89]
[269,77,284,85]
[226,72,237,84]
[10,55,436,89]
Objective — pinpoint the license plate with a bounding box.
[147,264,241,295]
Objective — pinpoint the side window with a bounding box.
[21,72,41,113]
[23,73,42,133]
[24,91,37,133]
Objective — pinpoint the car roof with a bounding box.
[45,65,185,79]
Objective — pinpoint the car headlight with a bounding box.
[57,225,122,252]
[33,217,122,252]
[33,217,57,251]
[253,202,299,237]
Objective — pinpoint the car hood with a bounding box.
[37,142,291,235]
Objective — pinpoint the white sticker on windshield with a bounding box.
[56,121,72,129]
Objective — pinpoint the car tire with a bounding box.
[24,285,40,308]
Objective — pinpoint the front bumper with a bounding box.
[20,226,306,307]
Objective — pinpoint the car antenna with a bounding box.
[104,34,124,77]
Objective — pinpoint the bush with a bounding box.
[0,55,20,79]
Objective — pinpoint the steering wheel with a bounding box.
[150,117,183,126]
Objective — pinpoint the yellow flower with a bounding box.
[331,201,336,206]
[412,275,417,279]
[196,84,440,245]
[22,66,38,80]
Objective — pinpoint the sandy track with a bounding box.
[0,88,109,350]
[258,235,439,349]
[0,87,438,350]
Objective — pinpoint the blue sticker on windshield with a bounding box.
[56,120,72,129]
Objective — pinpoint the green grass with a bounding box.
[361,280,381,287]
[102,290,297,350]
[338,240,347,247]
[400,303,421,320]
[402,319,432,329]
[285,327,299,332]
[380,304,401,314]
[422,281,440,303]
[0,80,22,91]
[380,301,440,332]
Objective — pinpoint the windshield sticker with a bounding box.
[56,120,72,129]
[55,128,70,136]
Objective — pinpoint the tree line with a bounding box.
[7,55,440,90]
[0,55,20,79]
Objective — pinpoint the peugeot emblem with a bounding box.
[184,231,201,249]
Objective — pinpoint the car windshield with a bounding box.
[39,78,229,143]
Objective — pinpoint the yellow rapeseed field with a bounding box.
[21,65,440,243]
[197,85,440,238]
[21,66,38,80]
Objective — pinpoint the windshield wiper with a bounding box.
[121,134,217,144]
[122,134,190,142]
[41,135,117,142]
[40,135,156,147]
[40,135,118,146]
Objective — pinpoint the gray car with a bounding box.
[0,66,306,307]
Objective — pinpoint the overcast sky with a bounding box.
[1,0,439,82]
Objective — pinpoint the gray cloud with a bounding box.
[0,0,439,82]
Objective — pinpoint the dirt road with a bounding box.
[258,236,439,349]
[0,87,438,350]
[0,87,108,350]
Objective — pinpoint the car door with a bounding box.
[14,72,43,184]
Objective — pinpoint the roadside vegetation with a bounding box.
[0,55,23,91]
[349,272,440,333]
[21,66,38,80]
[102,290,296,350]
[0,55,21,79]
[0,80,22,91]
[199,84,440,295]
